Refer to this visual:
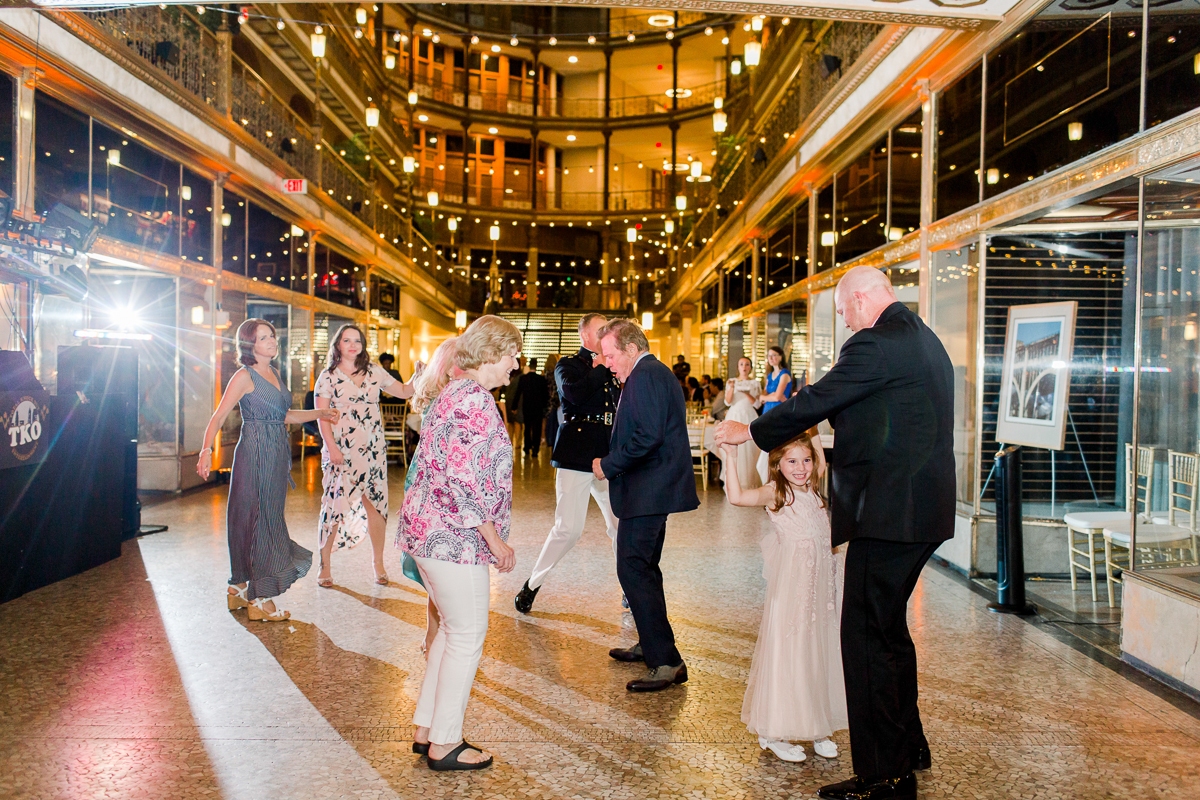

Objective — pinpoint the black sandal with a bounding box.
[427,740,493,771]
[412,741,430,756]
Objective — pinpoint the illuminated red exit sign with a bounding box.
[282,178,307,194]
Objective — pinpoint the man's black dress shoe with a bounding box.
[514,581,540,614]
[912,743,931,771]
[817,773,916,800]
[609,643,644,662]
[627,662,687,692]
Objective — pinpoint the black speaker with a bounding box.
[0,350,43,392]
[819,54,842,80]
[41,203,101,254]
[58,345,140,537]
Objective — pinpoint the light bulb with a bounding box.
[408,89,418,106]
[744,41,761,67]
[355,7,367,25]
[310,32,326,59]
[712,111,727,133]
[731,59,742,75]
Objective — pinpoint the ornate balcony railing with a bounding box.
[405,75,732,120]
[682,22,883,279]
[89,5,220,108]
[69,4,461,305]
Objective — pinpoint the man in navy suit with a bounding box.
[592,319,699,692]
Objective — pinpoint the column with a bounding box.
[670,35,680,207]
[602,131,611,211]
[750,237,760,366]
[527,225,539,309]
[531,47,540,211]
[917,83,935,321]
[307,232,317,389]
[681,305,693,365]
[216,14,232,118]
[15,69,34,219]
[211,176,226,442]
[398,324,413,378]
[600,227,612,309]
[461,119,471,207]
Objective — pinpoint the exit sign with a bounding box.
[282,178,307,194]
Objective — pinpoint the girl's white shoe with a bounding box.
[813,738,839,759]
[759,737,806,763]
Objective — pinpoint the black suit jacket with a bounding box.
[750,302,956,548]
[601,354,700,519]
[514,371,549,416]
[551,346,620,472]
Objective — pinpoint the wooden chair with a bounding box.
[381,400,409,469]
[687,417,711,490]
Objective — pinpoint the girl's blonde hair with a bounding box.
[766,429,827,513]
[412,337,458,414]
[455,314,523,370]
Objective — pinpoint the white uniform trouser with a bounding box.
[412,555,490,746]
[528,467,619,590]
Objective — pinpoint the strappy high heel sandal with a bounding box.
[373,567,389,586]
[227,583,249,611]
[248,597,290,622]
[317,561,333,589]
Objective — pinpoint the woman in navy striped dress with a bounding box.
[197,318,340,621]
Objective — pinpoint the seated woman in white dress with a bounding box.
[720,357,764,490]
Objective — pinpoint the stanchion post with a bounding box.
[989,445,1035,615]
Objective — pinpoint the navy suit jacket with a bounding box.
[749,302,956,548]
[600,353,700,520]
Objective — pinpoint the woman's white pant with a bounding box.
[412,556,490,745]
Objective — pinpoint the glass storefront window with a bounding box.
[221,191,248,273]
[180,169,212,263]
[88,274,179,455]
[1146,8,1200,129]
[246,203,292,287]
[315,243,366,310]
[981,232,1129,515]
[0,72,13,200]
[889,110,922,238]
[983,9,1142,201]
[766,200,807,291]
[931,247,979,505]
[815,182,834,271]
[936,63,982,219]
[836,136,888,265]
[92,120,179,253]
[34,92,90,219]
[1134,164,1200,578]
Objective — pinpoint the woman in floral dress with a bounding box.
[315,324,417,586]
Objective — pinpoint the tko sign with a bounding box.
[0,391,51,470]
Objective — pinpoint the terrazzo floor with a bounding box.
[3,451,1200,799]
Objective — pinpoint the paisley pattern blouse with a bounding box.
[314,363,395,550]
[397,378,512,566]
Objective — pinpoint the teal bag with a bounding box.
[400,439,425,588]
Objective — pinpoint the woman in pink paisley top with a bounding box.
[397,314,521,772]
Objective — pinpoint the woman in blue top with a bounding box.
[761,346,794,414]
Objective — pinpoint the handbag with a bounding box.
[401,552,424,587]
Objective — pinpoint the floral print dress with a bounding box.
[397,378,512,566]
[315,364,394,550]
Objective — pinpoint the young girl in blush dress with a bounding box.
[722,430,847,764]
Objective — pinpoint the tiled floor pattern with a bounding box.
[2,452,1200,798]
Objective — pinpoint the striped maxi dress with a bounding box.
[227,367,312,599]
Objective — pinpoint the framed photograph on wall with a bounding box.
[995,301,1078,451]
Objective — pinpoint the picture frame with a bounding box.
[995,301,1078,451]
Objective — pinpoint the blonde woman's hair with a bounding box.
[412,337,458,414]
[766,429,827,513]
[454,314,523,370]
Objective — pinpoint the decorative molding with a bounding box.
[928,212,979,247]
[461,0,993,30]
[802,25,912,143]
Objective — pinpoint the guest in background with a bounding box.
[378,353,404,383]
[543,354,561,452]
[760,346,794,414]
[687,376,705,404]
[503,356,526,445]
[710,377,728,421]
[314,324,417,588]
[722,357,765,489]
[197,318,338,622]
[514,356,550,458]
[672,354,691,383]
[399,315,521,772]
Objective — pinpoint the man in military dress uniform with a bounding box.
[515,313,621,613]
